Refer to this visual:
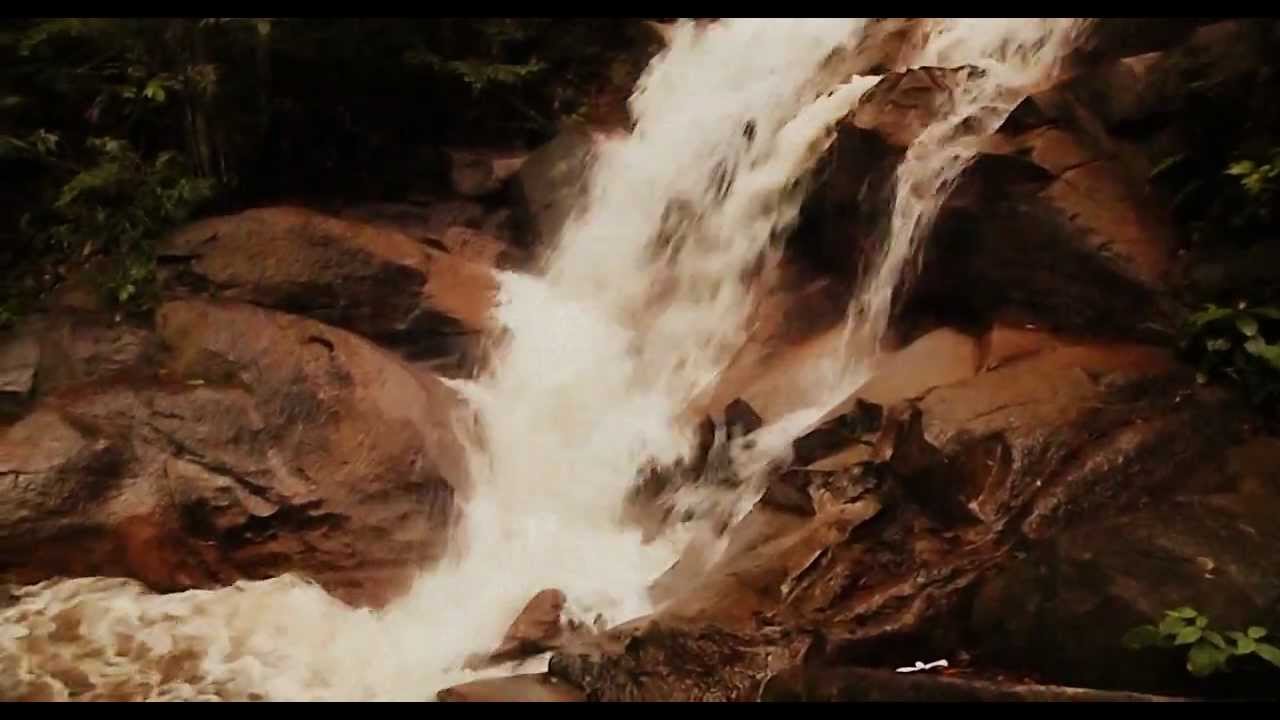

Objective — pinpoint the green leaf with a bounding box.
[1175,627,1203,645]
[1206,337,1232,352]
[1122,625,1162,650]
[143,79,166,103]
[1236,314,1260,337]
[1248,626,1268,640]
[1244,338,1280,371]
[1195,614,1208,629]
[1170,607,1200,620]
[1187,642,1228,677]
[1227,160,1257,177]
[1150,153,1187,179]
[1159,615,1188,635]
[1255,642,1280,667]
[1188,306,1234,329]
[1204,630,1228,649]
[1235,636,1257,654]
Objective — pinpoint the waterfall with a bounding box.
[0,18,1087,701]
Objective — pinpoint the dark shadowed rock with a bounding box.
[723,398,763,438]
[157,206,497,363]
[511,123,596,248]
[0,332,38,400]
[972,490,1280,695]
[760,665,1191,702]
[446,148,527,198]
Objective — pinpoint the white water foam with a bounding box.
[0,18,1087,701]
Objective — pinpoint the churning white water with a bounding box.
[0,18,1086,701]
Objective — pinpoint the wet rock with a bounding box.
[563,329,1258,698]
[338,200,526,253]
[29,313,159,395]
[791,399,882,469]
[466,588,572,668]
[550,620,810,702]
[760,664,1191,702]
[511,123,596,248]
[972,490,1280,695]
[851,66,985,149]
[0,314,160,417]
[446,148,527,198]
[0,331,39,400]
[437,673,585,702]
[723,397,763,438]
[157,206,497,362]
[1067,18,1240,70]
[0,300,465,608]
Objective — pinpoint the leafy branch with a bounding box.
[1124,607,1280,678]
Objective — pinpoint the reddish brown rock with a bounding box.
[339,200,526,256]
[0,300,465,608]
[464,588,573,669]
[157,206,497,363]
[851,66,984,149]
[437,673,585,702]
[22,312,160,397]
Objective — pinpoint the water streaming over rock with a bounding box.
[0,18,1087,701]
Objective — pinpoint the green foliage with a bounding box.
[0,17,652,321]
[1225,147,1280,224]
[5,132,214,311]
[1124,607,1280,678]
[1180,303,1280,412]
[1152,147,1280,245]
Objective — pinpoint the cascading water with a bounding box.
[0,18,1087,701]
[839,18,1089,365]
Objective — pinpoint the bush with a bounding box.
[1180,303,1280,415]
[1124,607,1280,678]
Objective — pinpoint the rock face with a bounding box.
[0,300,464,607]
[795,64,1181,343]
[550,330,1267,700]
[510,123,597,249]
[157,206,497,364]
[445,148,527,199]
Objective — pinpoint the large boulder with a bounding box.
[157,206,497,365]
[0,300,465,607]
